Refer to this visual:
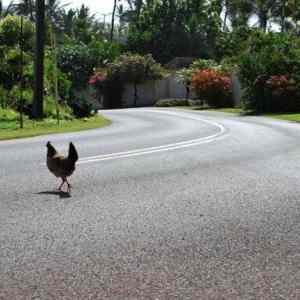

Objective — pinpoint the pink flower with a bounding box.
[89,72,106,86]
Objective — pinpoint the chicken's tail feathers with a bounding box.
[46,141,57,157]
[68,142,79,163]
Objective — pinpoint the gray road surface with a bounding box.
[0,108,299,299]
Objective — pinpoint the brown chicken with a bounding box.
[46,141,79,193]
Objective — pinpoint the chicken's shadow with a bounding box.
[37,191,72,199]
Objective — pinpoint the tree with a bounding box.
[116,54,162,106]
[0,0,15,19]
[126,0,216,63]
[61,8,76,37]
[225,0,254,29]
[102,54,162,107]
[70,5,95,44]
[32,0,45,119]
[110,0,118,41]
[14,0,34,21]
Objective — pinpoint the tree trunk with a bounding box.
[50,25,60,125]
[185,82,190,100]
[28,0,34,21]
[223,6,228,31]
[134,82,138,107]
[281,0,286,32]
[32,0,45,119]
[110,0,117,41]
[19,16,24,128]
[258,10,268,32]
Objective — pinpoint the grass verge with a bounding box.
[207,107,243,114]
[0,115,111,140]
[175,105,243,114]
[180,106,300,122]
[263,113,300,123]
[171,103,300,122]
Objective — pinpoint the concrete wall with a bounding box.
[103,73,242,108]
[231,73,242,107]
[122,75,197,107]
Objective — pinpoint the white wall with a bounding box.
[109,73,242,108]
[122,75,197,107]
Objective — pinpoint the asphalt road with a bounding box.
[0,108,299,299]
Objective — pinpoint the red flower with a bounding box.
[265,75,296,97]
[89,72,106,86]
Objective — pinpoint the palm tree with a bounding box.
[226,0,254,29]
[15,0,66,24]
[14,0,34,20]
[0,0,15,18]
[45,0,68,30]
[110,0,118,41]
[32,0,45,119]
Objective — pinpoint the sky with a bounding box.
[3,0,115,15]
[62,0,115,15]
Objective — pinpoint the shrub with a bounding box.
[191,69,233,107]
[44,96,73,120]
[90,54,162,108]
[0,48,32,90]
[191,59,218,71]
[251,75,299,112]
[88,40,121,67]
[0,15,35,51]
[89,71,106,92]
[44,53,72,101]
[0,86,9,108]
[155,98,190,107]
[57,43,95,89]
[0,107,18,121]
[265,75,298,112]
[238,31,300,112]
[109,53,162,83]
[7,85,32,108]
[69,90,97,118]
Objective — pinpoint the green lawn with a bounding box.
[0,115,111,140]
[207,107,243,114]
[195,107,300,121]
[263,113,300,122]
[193,106,300,122]
[176,105,243,114]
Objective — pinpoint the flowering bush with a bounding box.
[191,59,218,71]
[265,75,296,98]
[191,69,233,107]
[238,31,300,112]
[264,75,298,112]
[250,74,299,112]
[89,72,106,91]
[88,54,162,108]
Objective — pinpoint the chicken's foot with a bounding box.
[58,178,66,191]
[57,178,72,193]
[66,178,72,193]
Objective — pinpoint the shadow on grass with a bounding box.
[37,191,72,199]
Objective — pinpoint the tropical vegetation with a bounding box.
[1,0,300,138]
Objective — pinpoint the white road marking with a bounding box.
[78,109,228,164]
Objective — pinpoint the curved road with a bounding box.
[0,108,299,299]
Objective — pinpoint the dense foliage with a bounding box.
[192,69,233,107]
[0,6,121,120]
[2,0,300,120]
[126,0,223,63]
[238,31,300,112]
[90,54,162,108]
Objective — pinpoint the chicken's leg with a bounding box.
[66,178,72,193]
[58,178,66,191]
